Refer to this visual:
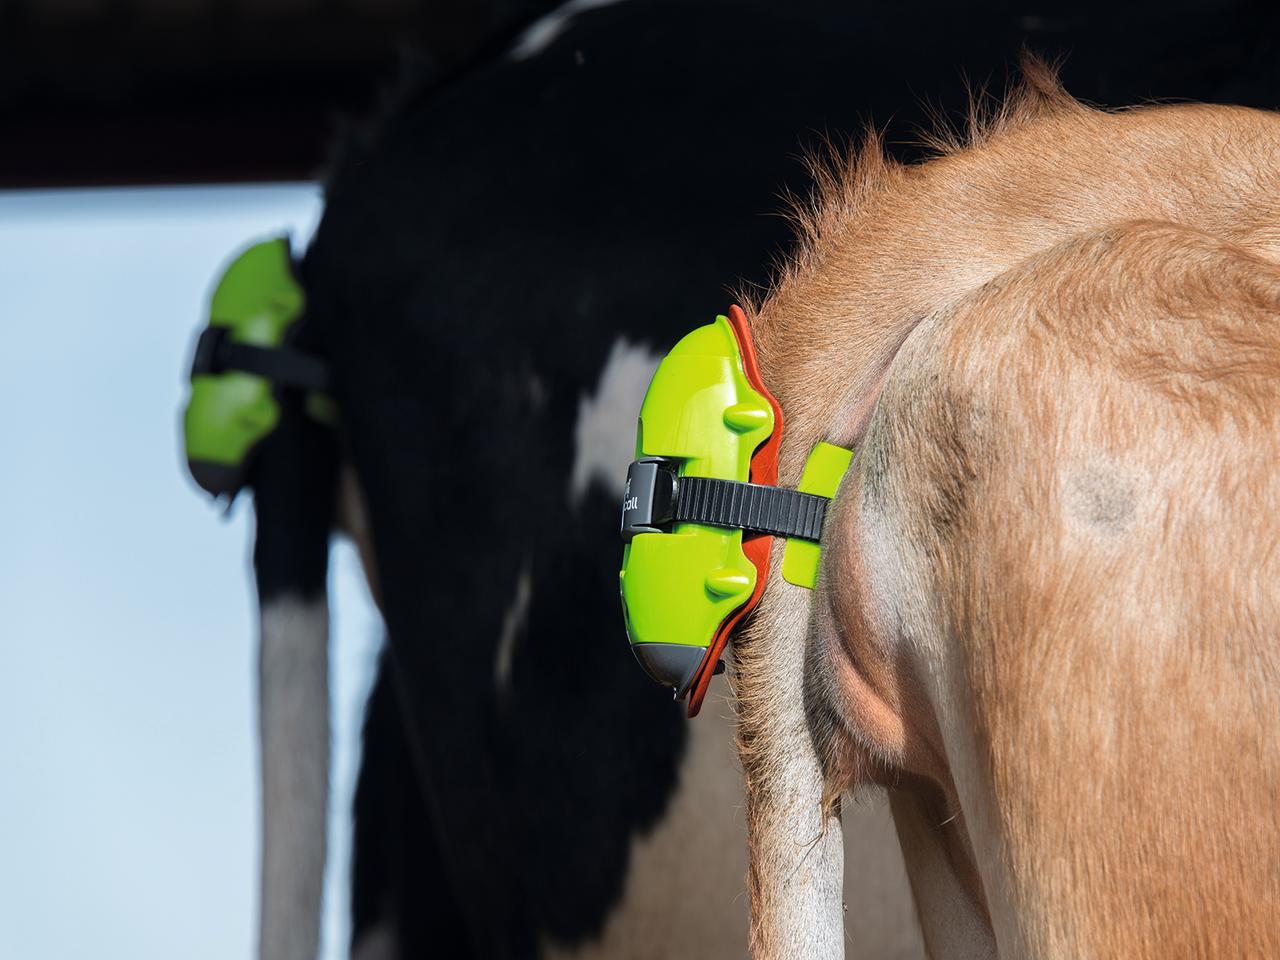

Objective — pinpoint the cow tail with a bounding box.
[250,394,340,960]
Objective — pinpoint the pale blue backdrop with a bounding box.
[0,185,382,960]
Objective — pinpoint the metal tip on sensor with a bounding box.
[631,642,706,698]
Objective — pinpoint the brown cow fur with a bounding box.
[734,61,1280,958]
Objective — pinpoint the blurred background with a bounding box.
[0,3,542,957]
[0,177,381,958]
[0,0,552,187]
[3,3,1278,959]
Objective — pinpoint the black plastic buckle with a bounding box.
[621,457,678,542]
[189,325,229,379]
[620,460,831,544]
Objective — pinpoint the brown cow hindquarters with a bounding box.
[815,221,1280,958]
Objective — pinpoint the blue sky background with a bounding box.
[0,185,382,959]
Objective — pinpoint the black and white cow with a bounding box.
[240,1,1280,958]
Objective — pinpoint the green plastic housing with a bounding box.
[183,238,304,489]
[619,316,774,675]
[781,442,855,588]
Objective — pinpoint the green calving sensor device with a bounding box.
[618,305,853,716]
[182,237,331,497]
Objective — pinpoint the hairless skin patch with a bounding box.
[1064,463,1139,533]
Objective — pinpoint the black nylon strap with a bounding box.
[218,341,330,392]
[673,476,827,542]
[191,325,330,392]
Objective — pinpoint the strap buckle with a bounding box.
[189,325,229,379]
[620,457,830,544]
[621,458,678,542]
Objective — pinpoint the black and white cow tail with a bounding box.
[250,393,340,960]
